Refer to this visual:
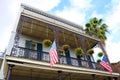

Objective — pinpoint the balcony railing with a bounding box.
[11,47,106,71]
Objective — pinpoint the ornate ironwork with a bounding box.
[11,46,107,71]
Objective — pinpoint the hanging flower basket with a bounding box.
[62,44,70,52]
[74,47,84,56]
[97,59,101,63]
[98,52,103,57]
[59,49,64,55]
[87,49,94,55]
[43,39,52,47]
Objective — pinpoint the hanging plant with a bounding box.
[74,47,84,56]
[98,52,103,57]
[43,39,52,47]
[87,49,94,55]
[59,49,64,55]
[97,59,101,63]
[62,44,70,52]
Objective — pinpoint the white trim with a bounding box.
[6,56,119,77]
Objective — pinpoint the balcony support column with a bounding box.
[54,27,59,49]
[113,77,118,80]
[98,42,111,64]
[11,16,26,56]
[58,70,62,80]
[6,64,15,80]
[79,35,93,68]
[54,27,60,62]
[92,74,96,80]
[108,77,112,80]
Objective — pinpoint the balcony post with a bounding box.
[92,74,96,80]
[98,42,111,64]
[108,77,112,80]
[11,16,26,56]
[58,70,62,80]
[6,64,15,80]
[79,35,93,68]
[113,77,118,80]
[54,27,60,63]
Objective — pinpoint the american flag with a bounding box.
[100,56,112,73]
[49,41,58,67]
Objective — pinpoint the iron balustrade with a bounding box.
[11,46,107,71]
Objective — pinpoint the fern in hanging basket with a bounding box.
[74,47,84,56]
[62,44,70,52]
[87,49,94,55]
[59,49,64,55]
[43,39,52,47]
[97,59,101,63]
[98,52,103,57]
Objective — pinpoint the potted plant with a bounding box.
[74,47,84,66]
[74,47,84,56]
[97,59,101,63]
[59,49,64,56]
[98,52,103,57]
[42,39,52,47]
[87,49,94,55]
[62,44,70,52]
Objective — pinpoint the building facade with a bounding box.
[0,4,119,80]
[111,61,120,80]
[0,52,5,79]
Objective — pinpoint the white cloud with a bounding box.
[90,11,103,19]
[106,41,120,63]
[0,25,12,52]
[55,7,86,25]
[105,0,120,62]
[105,0,120,32]
[23,0,60,11]
[70,0,92,10]
[8,0,60,16]
[55,0,92,25]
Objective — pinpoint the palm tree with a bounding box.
[85,17,108,43]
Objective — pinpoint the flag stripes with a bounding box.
[100,56,112,73]
[49,41,58,67]
[100,61,112,73]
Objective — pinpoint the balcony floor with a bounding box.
[6,56,112,80]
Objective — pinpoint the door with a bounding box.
[65,51,71,65]
[77,55,82,66]
[37,43,42,60]
[87,55,93,68]
[25,40,33,58]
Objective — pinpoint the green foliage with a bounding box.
[75,47,84,56]
[85,17,108,41]
[62,45,70,52]
[98,52,103,57]
[87,49,94,55]
[97,59,101,63]
[43,39,52,47]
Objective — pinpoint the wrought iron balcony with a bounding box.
[11,47,106,71]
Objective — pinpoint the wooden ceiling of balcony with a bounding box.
[21,21,54,41]
[21,18,97,50]
[11,65,89,80]
[11,65,108,80]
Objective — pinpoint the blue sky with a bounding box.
[0,0,120,63]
